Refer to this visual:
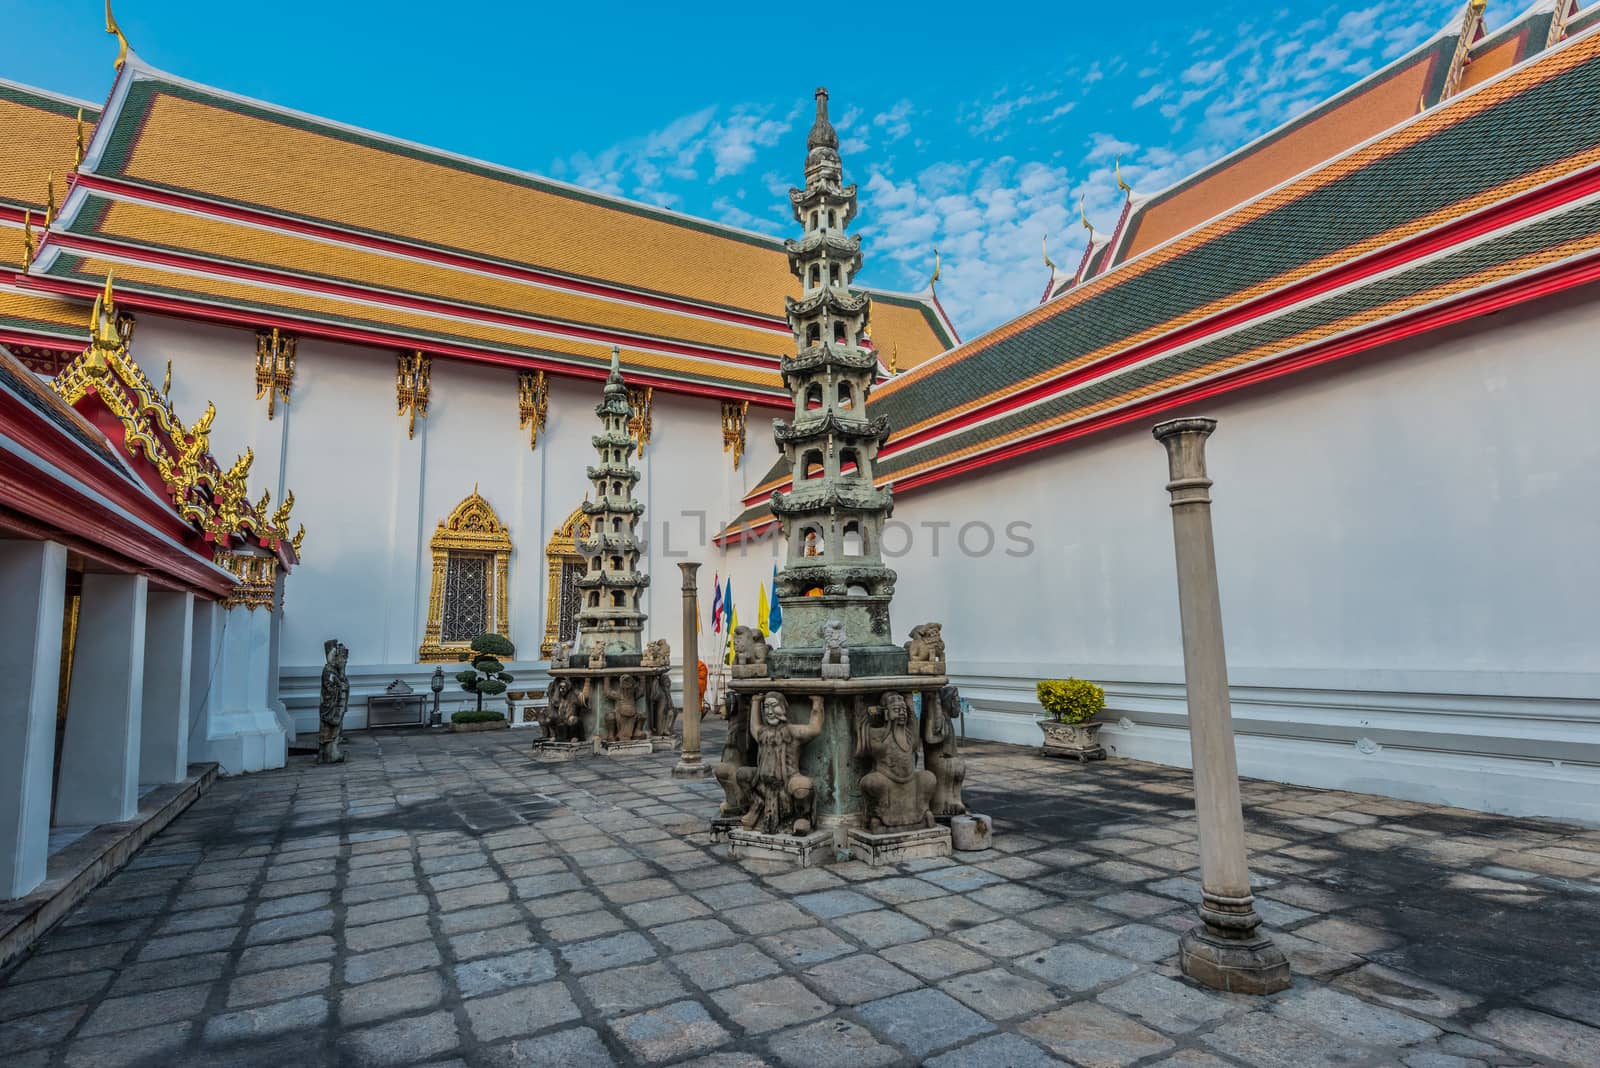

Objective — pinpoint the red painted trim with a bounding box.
[0,205,30,225]
[890,249,1600,494]
[927,288,961,347]
[44,230,784,371]
[72,173,791,334]
[19,275,790,409]
[0,327,84,350]
[880,161,1600,460]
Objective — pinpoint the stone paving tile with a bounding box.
[8,727,1600,1067]
[765,1016,900,1067]
[608,999,729,1063]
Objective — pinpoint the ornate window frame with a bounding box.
[541,504,590,657]
[419,488,512,662]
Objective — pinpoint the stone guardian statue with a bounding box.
[739,693,826,836]
[542,676,589,742]
[924,685,968,818]
[713,691,757,817]
[318,639,350,764]
[602,674,647,742]
[854,692,936,831]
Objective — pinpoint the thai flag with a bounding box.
[711,572,723,633]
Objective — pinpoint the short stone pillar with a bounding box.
[0,540,67,898]
[57,572,149,826]
[139,590,195,785]
[673,562,710,778]
[1153,417,1289,995]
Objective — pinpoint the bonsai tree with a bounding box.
[1036,677,1105,724]
[457,632,515,712]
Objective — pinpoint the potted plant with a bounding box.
[451,708,509,732]
[456,632,515,713]
[1036,677,1107,762]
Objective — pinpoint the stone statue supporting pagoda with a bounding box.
[721,88,980,865]
[740,694,826,836]
[542,347,673,759]
[317,639,349,764]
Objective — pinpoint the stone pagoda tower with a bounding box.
[770,87,901,676]
[543,346,675,758]
[576,346,649,656]
[716,89,964,866]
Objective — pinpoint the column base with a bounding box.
[1179,925,1291,995]
[671,760,712,779]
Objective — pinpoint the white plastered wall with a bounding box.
[716,287,1600,823]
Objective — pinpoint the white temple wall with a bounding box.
[804,287,1600,823]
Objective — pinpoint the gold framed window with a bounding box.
[541,504,589,657]
[419,487,512,662]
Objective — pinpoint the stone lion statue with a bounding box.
[905,622,945,674]
[731,626,770,678]
[641,638,671,668]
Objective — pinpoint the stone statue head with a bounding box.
[323,639,348,671]
[760,693,787,726]
[883,691,910,724]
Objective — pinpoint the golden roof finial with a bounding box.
[1079,197,1095,241]
[45,173,57,227]
[75,109,86,168]
[890,342,899,376]
[929,249,941,288]
[161,359,171,396]
[292,524,306,555]
[22,210,35,268]
[105,0,129,71]
[1116,155,1132,193]
[1042,235,1057,273]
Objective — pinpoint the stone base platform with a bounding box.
[532,740,587,761]
[0,763,219,971]
[846,825,952,866]
[727,828,836,867]
[601,739,654,757]
[708,816,741,844]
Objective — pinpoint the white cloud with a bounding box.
[873,99,914,142]
[552,102,793,199]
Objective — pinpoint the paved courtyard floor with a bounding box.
[2,726,1599,1068]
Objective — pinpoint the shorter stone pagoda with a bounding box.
[540,348,677,758]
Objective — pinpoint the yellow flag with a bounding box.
[758,583,771,637]
[725,600,739,665]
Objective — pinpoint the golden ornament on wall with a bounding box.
[254,327,296,419]
[627,385,653,457]
[397,350,430,439]
[517,369,549,451]
[721,400,749,471]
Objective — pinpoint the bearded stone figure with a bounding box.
[543,677,589,742]
[855,692,936,831]
[924,685,968,818]
[602,674,646,742]
[738,693,827,835]
[713,691,757,817]
[317,639,350,764]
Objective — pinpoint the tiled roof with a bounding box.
[722,22,1600,536]
[0,80,98,216]
[4,61,953,401]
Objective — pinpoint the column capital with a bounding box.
[678,560,701,590]
[1153,417,1217,504]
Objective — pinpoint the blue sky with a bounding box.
[4,1,1522,336]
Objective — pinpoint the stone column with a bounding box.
[0,540,66,898]
[57,572,148,826]
[1153,417,1289,995]
[673,562,710,778]
[139,590,195,785]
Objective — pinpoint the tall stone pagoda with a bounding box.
[542,347,676,758]
[770,88,900,669]
[577,346,648,654]
[714,90,973,866]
